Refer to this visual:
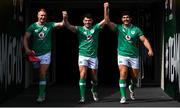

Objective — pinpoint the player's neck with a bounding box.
[83,26,92,30]
[123,24,132,28]
[37,21,46,25]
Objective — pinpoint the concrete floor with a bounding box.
[1,84,180,107]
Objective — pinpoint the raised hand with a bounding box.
[62,11,68,19]
[104,2,109,8]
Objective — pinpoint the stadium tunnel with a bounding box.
[25,0,163,87]
[1,0,180,104]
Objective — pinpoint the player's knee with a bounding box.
[80,72,87,79]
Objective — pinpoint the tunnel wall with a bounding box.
[164,0,180,102]
[0,0,25,103]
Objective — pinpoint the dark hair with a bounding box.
[83,13,93,19]
[121,11,131,17]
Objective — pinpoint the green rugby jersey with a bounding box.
[26,22,55,56]
[114,24,143,58]
[76,23,102,58]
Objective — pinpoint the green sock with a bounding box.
[130,78,137,91]
[119,79,126,98]
[91,80,98,93]
[38,75,46,97]
[79,78,86,98]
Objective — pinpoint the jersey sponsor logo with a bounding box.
[39,32,45,40]
[86,35,93,42]
[125,35,131,41]
[87,35,92,39]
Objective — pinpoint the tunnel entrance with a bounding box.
[27,0,164,87]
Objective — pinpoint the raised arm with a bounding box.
[98,2,109,28]
[106,2,116,31]
[140,35,154,57]
[54,21,64,28]
[62,11,76,33]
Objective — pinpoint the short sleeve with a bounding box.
[95,23,101,29]
[26,24,34,35]
[47,22,56,28]
[75,26,80,33]
[113,24,119,32]
[137,28,144,37]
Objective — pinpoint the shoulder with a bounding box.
[75,26,83,32]
[132,24,141,31]
[28,22,36,28]
[75,26,81,30]
[26,23,36,32]
[94,23,103,29]
[76,26,82,28]
[115,24,122,30]
[115,24,122,28]
[95,23,100,26]
[132,25,143,36]
[46,22,56,27]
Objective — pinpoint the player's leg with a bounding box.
[90,69,98,93]
[89,57,99,101]
[36,52,51,103]
[118,55,129,103]
[36,64,49,102]
[78,56,88,103]
[119,65,128,103]
[129,57,139,100]
[90,69,99,101]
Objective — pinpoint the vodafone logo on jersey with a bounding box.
[86,35,93,42]
[39,32,45,40]
[87,35,92,40]
[125,35,131,40]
